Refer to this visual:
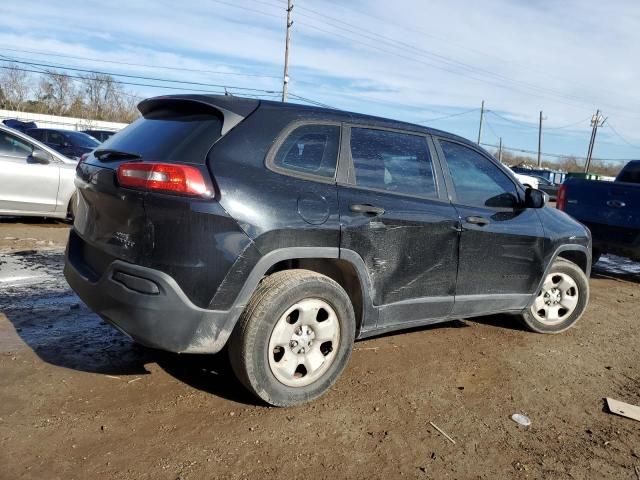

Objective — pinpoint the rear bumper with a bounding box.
[64,244,243,354]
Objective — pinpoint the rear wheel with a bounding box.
[66,192,77,222]
[228,269,355,406]
[520,259,589,334]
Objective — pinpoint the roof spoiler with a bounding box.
[137,95,260,136]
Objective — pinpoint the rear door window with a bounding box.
[349,127,437,198]
[48,131,66,146]
[98,105,223,164]
[272,124,340,179]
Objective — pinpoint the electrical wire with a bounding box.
[0,57,278,94]
[479,142,632,162]
[0,64,279,99]
[0,45,281,79]
[416,108,478,124]
[605,122,640,149]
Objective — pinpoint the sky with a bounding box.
[1,0,639,165]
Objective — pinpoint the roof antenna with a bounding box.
[224,88,233,96]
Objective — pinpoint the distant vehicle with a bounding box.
[81,129,117,142]
[2,118,37,133]
[0,124,77,219]
[25,128,100,160]
[65,94,591,407]
[532,175,559,201]
[506,166,539,190]
[558,160,640,262]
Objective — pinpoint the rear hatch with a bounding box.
[72,96,258,279]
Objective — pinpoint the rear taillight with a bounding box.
[76,153,89,171]
[116,162,212,197]
[556,184,567,211]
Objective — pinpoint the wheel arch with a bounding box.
[531,245,591,303]
[231,247,375,336]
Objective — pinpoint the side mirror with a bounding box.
[28,149,52,164]
[525,188,546,208]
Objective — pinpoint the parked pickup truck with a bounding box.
[558,160,640,262]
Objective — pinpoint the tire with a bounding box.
[520,259,589,334]
[228,269,355,407]
[66,193,77,222]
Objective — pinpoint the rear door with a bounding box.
[0,129,59,214]
[435,138,545,316]
[338,126,460,328]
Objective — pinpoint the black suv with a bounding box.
[26,128,100,159]
[65,95,591,406]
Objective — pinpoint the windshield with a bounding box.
[66,131,101,148]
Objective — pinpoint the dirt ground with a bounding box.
[1,219,639,479]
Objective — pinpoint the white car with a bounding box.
[506,167,539,190]
[0,124,78,219]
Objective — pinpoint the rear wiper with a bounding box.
[94,149,142,161]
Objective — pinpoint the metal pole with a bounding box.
[498,137,503,163]
[537,110,543,167]
[477,99,484,144]
[585,109,599,172]
[281,0,293,102]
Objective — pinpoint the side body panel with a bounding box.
[336,125,459,327]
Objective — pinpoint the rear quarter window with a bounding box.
[271,124,340,179]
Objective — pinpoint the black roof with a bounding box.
[138,94,472,146]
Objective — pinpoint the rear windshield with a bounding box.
[616,162,640,183]
[99,106,223,164]
[66,131,101,148]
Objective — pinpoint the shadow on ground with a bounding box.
[1,250,256,405]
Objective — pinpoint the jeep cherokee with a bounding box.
[64,95,591,406]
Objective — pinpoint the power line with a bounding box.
[0,45,281,79]
[0,57,278,94]
[0,64,279,99]
[262,2,633,112]
[415,108,478,124]
[483,117,502,141]
[214,0,596,109]
[605,122,640,149]
[545,117,591,130]
[479,142,631,162]
[287,92,335,109]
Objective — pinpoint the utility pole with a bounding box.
[498,137,503,163]
[281,0,294,102]
[585,110,606,172]
[537,111,543,167]
[477,100,485,144]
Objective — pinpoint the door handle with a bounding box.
[606,200,626,208]
[350,203,385,215]
[465,215,490,226]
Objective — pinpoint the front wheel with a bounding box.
[228,269,355,406]
[520,259,589,334]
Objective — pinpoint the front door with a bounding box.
[338,126,460,328]
[435,138,545,316]
[0,130,59,214]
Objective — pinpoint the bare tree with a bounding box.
[36,70,77,116]
[0,64,33,111]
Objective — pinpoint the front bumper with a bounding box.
[64,245,243,354]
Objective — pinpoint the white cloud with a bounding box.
[1,0,639,157]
